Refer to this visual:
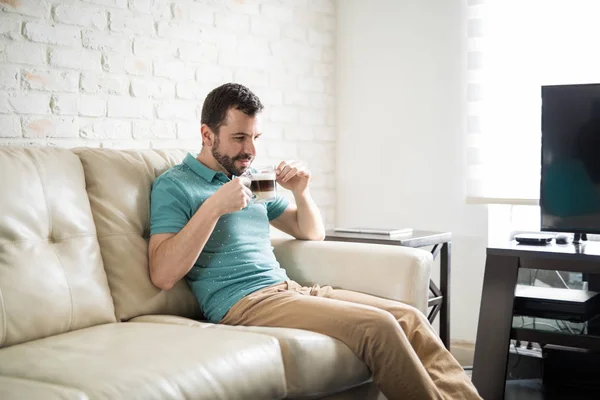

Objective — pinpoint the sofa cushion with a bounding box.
[0,148,115,348]
[73,148,201,321]
[0,322,286,400]
[0,376,87,400]
[131,315,372,398]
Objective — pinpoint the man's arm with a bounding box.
[270,190,325,240]
[269,160,325,241]
[148,202,221,290]
[149,177,252,290]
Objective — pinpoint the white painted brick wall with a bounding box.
[82,30,130,53]
[80,72,129,94]
[0,1,50,19]
[22,116,78,138]
[23,22,81,47]
[172,2,214,25]
[0,115,20,137]
[79,117,130,139]
[51,94,79,115]
[0,66,19,89]
[53,4,107,30]
[22,69,79,92]
[8,93,51,114]
[108,11,154,35]
[107,96,153,119]
[78,94,107,116]
[0,92,9,113]
[49,48,103,72]
[5,42,46,65]
[0,0,337,227]
[130,77,175,99]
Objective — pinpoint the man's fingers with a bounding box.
[276,161,287,174]
[281,167,299,182]
[238,176,251,188]
[276,164,289,177]
[238,190,252,210]
[276,160,300,175]
[296,169,309,178]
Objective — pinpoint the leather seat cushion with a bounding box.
[131,315,372,398]
[0,322,286,400]
[0,376,88,400]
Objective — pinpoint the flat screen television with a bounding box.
[540,83,600,240]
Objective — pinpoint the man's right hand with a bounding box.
[206,177,253,216]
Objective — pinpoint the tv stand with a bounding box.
[472,240,600,400]
[574,232,588,244]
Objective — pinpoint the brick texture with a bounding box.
[0,0,337,227]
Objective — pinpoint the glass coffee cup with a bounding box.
[241,165,277,203]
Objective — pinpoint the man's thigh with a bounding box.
[221,285,393,341]
[288,280,423,320]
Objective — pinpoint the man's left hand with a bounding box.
[276,160,311,195]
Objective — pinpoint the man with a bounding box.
[148,83,481,400]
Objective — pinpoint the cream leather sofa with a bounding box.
[0,147,433,400]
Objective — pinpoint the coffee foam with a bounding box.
[254,190,276,201]
[251,172,276,180]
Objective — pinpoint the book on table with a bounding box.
[333,227,413,236]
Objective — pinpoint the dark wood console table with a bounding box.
[472,240,600,400]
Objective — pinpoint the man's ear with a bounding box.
[200,124,215,147]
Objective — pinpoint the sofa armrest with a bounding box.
[272,239,433,313]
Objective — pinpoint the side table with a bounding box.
[324,229,452,349]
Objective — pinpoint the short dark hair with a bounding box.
[201,83,264,134]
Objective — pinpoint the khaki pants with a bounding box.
[221,280,481,400]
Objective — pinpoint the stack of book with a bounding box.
[333,227,413,236]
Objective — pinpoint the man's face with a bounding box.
[211,108,262,177]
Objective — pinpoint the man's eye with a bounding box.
[234,137,244,141]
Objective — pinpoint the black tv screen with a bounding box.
[541,83,600,234]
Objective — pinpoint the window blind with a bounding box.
[466,0,600,204]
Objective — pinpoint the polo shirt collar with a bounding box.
[183,153,229,182]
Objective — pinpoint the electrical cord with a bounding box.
[532,268,539,285]
[508,342,522,379]
[529,268,533,285]
[557,319,575,334]
[520,320,572,332]
[555,270,571,290]
[528,269,582,334]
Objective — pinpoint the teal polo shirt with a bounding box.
[150,153,290,322]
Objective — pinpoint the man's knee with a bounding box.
[397,303,428,326]
[361,308,399,335]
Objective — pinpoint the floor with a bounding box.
[505,380,599,400]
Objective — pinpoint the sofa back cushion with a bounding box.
[0,148,116,348]
[74,148,201,321]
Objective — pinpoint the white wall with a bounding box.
[336,0,488,343]
[0,0,336,226]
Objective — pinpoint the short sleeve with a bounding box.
[265,195,290,221]
[150,176,192,235]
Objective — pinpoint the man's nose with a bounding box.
[244,140,257,156]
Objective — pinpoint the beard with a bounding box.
[211,134,253,177]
